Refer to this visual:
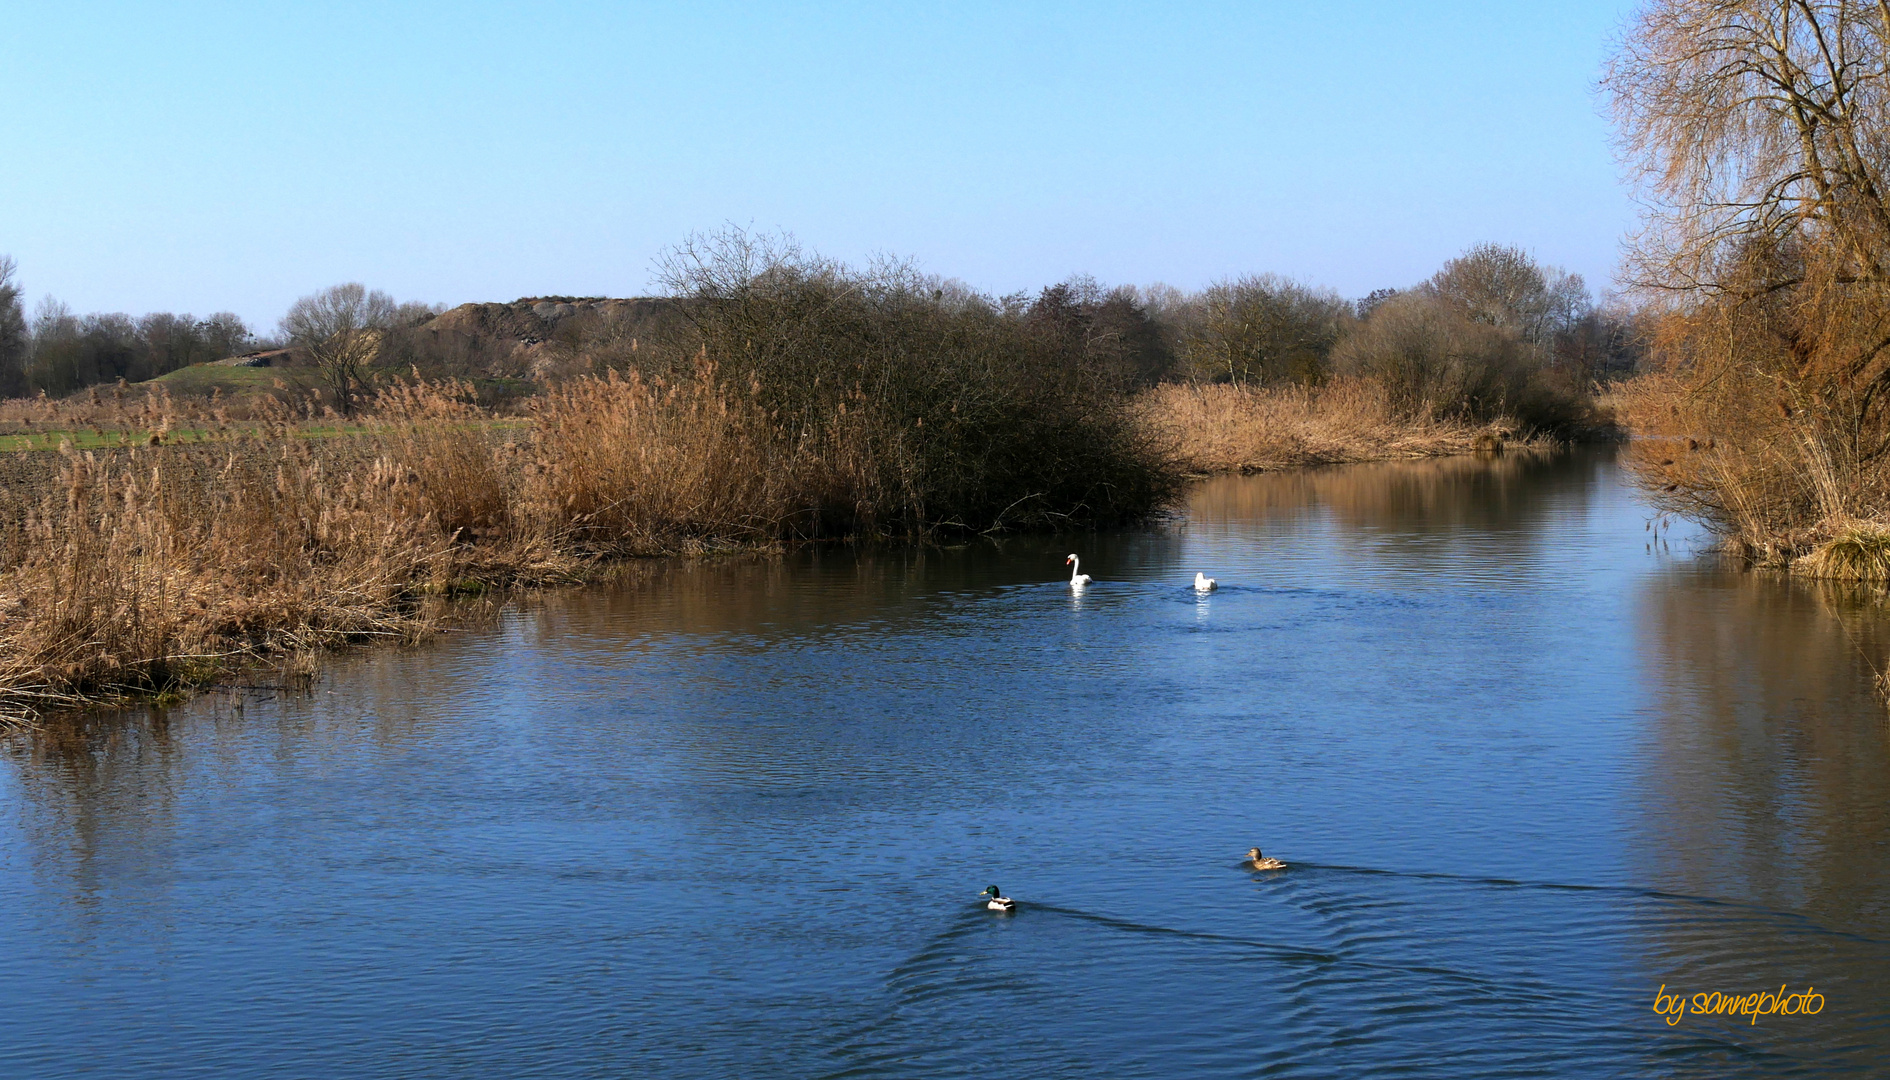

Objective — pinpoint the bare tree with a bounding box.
[1176,275,1352,385]
[199,312,253,360]
[1606,0,1890,294]
[1423,243,1594,347]
[280,283,396,416]
[0,257,25,398]
[1605,1,1890,550]
[1355,287,1400,320]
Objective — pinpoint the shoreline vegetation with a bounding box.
[1150,379,1555,475]
[1603,2,1890,594]
[16,5,1890,718]
[0,234,1618,723]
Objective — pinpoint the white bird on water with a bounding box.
[1194,572,1218,592]
[1066,554,1092,587]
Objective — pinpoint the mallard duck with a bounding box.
[980,885,1016,912]
[1066,554,1092,587]
[1244,847,1287,871]
[1194,572,1217,592]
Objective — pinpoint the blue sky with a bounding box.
[1,1,1638,329]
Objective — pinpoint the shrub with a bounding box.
[1157,275,1352,385]
[644,229,1179,535]
[1331,293,1593,434]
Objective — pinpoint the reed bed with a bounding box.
[1612,370,1890,577]
[0,376,718,720]
[0,355,1175,721]
[0,379,322,439]
[5,234,1617,721]
[1,363,1593,724]
[0,424,484,725]
[1145,378,1530,475]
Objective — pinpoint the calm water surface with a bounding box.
[3,448,1888,1078]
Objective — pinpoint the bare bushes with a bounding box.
[1158,275,1353,385]
[1148,378,1518,474]
[1132,245,1614,467]
[647,231,1178,534]
[1614,278,1890,571]
[1331,293,1596,435]
[1144,245,1611,478]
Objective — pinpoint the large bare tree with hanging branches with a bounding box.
[1609,0,1890,292]
[1608,1,1890,558]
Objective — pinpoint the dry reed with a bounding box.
[1794,523,1890,582]
[0,359,1176,721]
[1599,369,1890,583]
[1612,368,1881,571]
[0,436,454,723]
[0,380,311,439]
[3,359,1586,722]
[1146,378,1530,475]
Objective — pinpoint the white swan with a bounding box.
[1194,572,1217,592]
[1065,554,1092,586]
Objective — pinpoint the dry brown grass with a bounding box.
[1146,378,1532,475]
[0,360,1176,722]
[1613,365,1890,575]
[0,379,636,722]
[4,358,1580,722]
[1794,522,1890,582]
[0,436,462,723]
[0,379,301,437]
[1602,368,1890,583]
[527,367,822,551]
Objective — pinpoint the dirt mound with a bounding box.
[421,298,667,343]
[409,298,674,380]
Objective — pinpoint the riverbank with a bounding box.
[1146,378,1555,474]
[0,366,1172,724]
[2,371,1611,724]
[1612,372,1890,582]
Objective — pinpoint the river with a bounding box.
[2,447,1886,1077]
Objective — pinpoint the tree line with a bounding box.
[1141,242,1637,393]
[995,242,1637,432]
[0,258,256,397]
[0,240,1642,434]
